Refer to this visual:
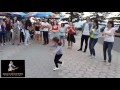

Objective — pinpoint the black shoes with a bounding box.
[43,43,46,45]
[77,48,82,51]
[83,50,86,53]
[78,48,86,53]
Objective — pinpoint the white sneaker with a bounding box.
[1,44,3,46]
[106,62,111,66]
[92,56,96,59]
[25,44,28,46]
[90,55,95,59]
[53,67,59,71]
[28,42,31,45]
[90,55,96,59]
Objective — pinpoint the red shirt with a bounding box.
[5,21,11,31]
[67,26,75,34]
[52,26,59,31]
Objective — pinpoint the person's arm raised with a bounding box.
[102,28,106,36]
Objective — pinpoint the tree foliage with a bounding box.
[53,12,61,14]
[65,12,84,22]
[89,12,111,21]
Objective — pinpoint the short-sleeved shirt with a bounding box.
[42,22,50,31]
[104,27,115,42]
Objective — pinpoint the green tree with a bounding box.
[66,12,83,22]
[53,12,61,14]
[90,12,111,21]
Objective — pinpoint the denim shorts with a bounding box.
[60,36,65,39]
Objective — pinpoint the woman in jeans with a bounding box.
[24,18,32,46]
[66,22,76,49]
[59,23,66,47]
[89,20,100,59]
[0,19,6,46]
[102,21,116,66]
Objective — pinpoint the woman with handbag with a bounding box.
[66,22,76,49]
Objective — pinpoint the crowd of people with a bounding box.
[51,17,116,70]
[77,17,115,66]
[0,16,116,71]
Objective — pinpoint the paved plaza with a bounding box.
[0,32,120,78]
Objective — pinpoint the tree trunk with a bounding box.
[70,12,73,22]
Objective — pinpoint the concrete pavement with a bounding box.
[0,32,120,78]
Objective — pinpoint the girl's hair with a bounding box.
[93,19,99,29]
[13,17,18,24]
[52,20,58,26]
[51,22,54,26]
[52,37,62,46]
[108,21,114,27]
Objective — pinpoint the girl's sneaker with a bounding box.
[106,62,111,66]
[92,56,96,59]
[25,43,28,46]
[90,55,96,59]
[28,42,31,45]
[53,67,59,71]
[1,44,3,46]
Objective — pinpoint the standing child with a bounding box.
[59,23,66,47]
[50,37,63,71]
